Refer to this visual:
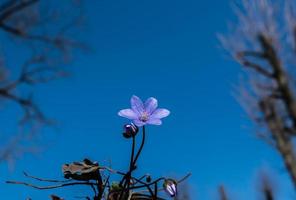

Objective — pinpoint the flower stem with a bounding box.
[130,136,136,171]
[133,125,146,166]
[119,126,146,200]
[126,135,136,189]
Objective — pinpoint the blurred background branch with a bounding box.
[0,0,87,164]
[218,185,228,200]
[220,0,296,191]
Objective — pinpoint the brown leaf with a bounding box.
[62,158,100,181]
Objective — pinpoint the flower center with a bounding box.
[139,112,149,122]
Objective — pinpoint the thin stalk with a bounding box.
[133,126,146,166]
[119,135,136,199]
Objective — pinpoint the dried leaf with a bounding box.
[62,159,100,181]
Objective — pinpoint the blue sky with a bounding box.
[0,0,295,199]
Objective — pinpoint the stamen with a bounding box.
[140,112,149,122]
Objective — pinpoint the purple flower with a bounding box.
[118,95,170,126]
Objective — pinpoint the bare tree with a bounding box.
[0,0,86,164]
[220,0,296,189]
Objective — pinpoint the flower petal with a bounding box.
[118,109,138,119]
[133,119,146,126]
[131,95,144,114]
[144,97,158,114]
[147,118,162,125]
[150,108,170,119]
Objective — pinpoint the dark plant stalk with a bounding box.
[154,182,158,199]
[91,184,98,199]
[119,127,146,200]
[96,173,103,200]
[130,136,136,173]
[133,126,146,166]
[119,135,137,199]
[126,135,136,186]
[120,126,146,187]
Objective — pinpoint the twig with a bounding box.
[6,180,98,190]
[23,171,71,183]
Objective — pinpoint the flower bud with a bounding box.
[146,175,151,183]
[122,123,138,138]
[163,179,178,197]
